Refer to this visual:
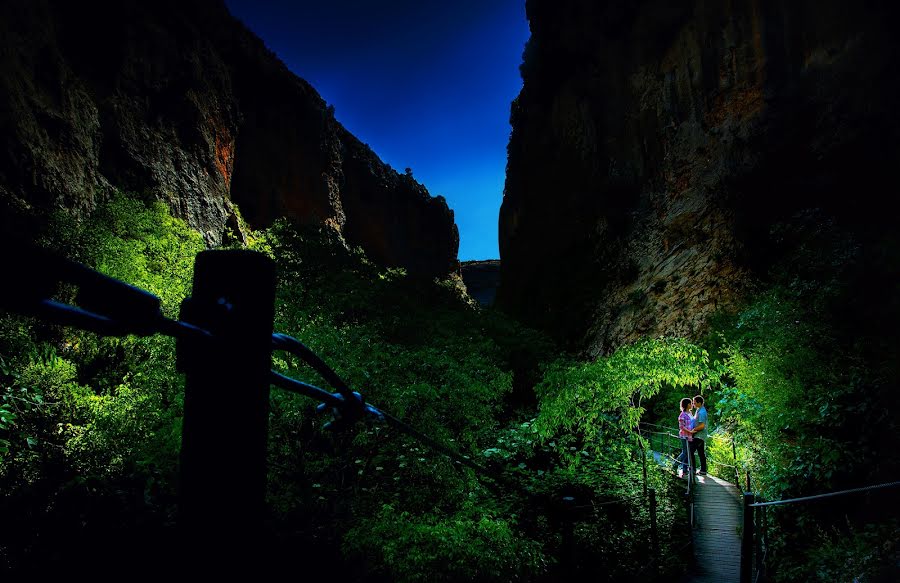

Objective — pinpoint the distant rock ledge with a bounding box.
[460,260,500,307]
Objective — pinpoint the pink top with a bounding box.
[678,411,694,441]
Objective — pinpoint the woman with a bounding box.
[675,397,694,478]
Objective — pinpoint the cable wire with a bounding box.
[271,333,357,405]
[749,480,900,507]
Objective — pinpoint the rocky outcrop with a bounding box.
[499,0,900,354]
[460,260,501,306]
[0,0,458,277]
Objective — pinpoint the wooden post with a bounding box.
[754,505,763,575]
[649,487,659,558]
[688,438,695,476]
[760,506,768,578]
[641,436,648,497]
[560,496,577,578]
[732,437,741,488]
[686,455,695,528]
[176,250,275,570]
[741,492,755,583]
[686,487,694,529]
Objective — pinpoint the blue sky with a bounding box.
[224,0,530,260]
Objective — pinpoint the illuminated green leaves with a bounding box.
[534,337,716,445]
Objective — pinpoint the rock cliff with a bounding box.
[0,0,458,278]
[460,260,501,307]
[499,0,900,354]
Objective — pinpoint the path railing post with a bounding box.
[176,250,276,569]
[649,487,659,558]
[760,505,768,579]
[754,504,763,577]
[686,440,695,527]
[741,492,755,583]
[641,435,648,497]
[732,437,741,488]
[558,496,577,578]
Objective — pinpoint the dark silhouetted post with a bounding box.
[177,250,275,570]
[741,492,755,583]
[557,496,578,578]
[758,505,768,578]
[687,488,694,528]
[754,505,763,575]
[686,441,695,526]
[649,487,659,558]
[640,433,648,497]
[732,437,741,488]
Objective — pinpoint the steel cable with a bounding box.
[749,480,900,507]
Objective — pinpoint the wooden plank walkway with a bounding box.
[683,474,743,583]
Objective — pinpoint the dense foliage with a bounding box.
[1,195,687,580]
[0,195,204,569]
[701,282,899,582]
[2,194,896,580]
[535,338,717,442]
[641,226,900,581]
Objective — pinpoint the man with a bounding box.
[689,395,708,476]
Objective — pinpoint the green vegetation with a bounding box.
[535,338,717,442]
[1,193,896,580]
[0,194,681,579]
[642,260,899,580]
[698,282,898,582]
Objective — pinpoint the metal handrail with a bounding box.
[749,480,900,507]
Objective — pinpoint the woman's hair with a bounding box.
[680,397,693,411]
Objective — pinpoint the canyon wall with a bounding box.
[460,260,501,307]
[0,0,458,277]
[499,0,900,354]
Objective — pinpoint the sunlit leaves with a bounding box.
[534,338,716,445]
[715,287,864,499]
[73,194,205,315]
[344,503,548,582]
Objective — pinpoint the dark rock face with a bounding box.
[460,260,501,306]
[499,0,900,354]
[0,0,458,278]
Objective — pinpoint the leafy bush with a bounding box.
[710,286,882,498]
[535,338,717,444]
[10,191,890,581]
[345,503,547,582]
[0,193,200,569]
[696,279,899,581]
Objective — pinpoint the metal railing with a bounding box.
[638,422,900,583]
[637,423,696,531]
[741,480,900,583]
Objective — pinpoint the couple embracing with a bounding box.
[676,395,708,477]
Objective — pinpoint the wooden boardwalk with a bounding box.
[683,474,743,583]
